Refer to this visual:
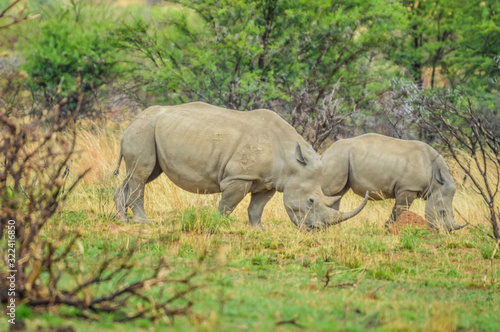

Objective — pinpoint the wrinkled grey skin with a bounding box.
[321,133,464,232]
[114,102,368,230]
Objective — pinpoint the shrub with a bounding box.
[21,2,122,117]
[0,87,198,324]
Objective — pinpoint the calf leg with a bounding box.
[329,187,349,210]
[384,191,417,228]
[323,182,349,211]
[248,189,276,229]
[218,180,252,216]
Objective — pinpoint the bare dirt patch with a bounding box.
[388,211,434,235]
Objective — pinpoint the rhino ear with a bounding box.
[296,143,307,165]
[436,168,445,185]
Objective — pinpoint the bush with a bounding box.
[21,1,122,117]
[111,0,402,149]
[0,92,199,323]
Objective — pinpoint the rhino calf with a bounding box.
[321,133,464,231]
[114,102,368,230]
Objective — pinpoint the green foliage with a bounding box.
[15,305,33,319]
[20,1,122,115]
[400,226,429,251]
[447,1,500,93]
[387,0,499,101]
[111,0,403,146]
[59,210,87,224]
[177,207,233,233]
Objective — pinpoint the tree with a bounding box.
[387,0,499,96]
[445,0,500,95]
[112,0,403,148]
[387,0,461,88]
[419,95,499,240]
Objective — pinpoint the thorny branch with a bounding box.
[1,90,200,323]
[0,0,39,30]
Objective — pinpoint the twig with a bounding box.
[323,268,332,288]
[483,239,500,286]
[455,209,495,240]
[323,267,365,289]
[275,315,305,329]
[333,282,357,288]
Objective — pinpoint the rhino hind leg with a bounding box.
[116,155,161,224]
[248,189,276,229]
[218,180,252,217]
[114,180,129,223]
[384,191,417,228]
[123,177,148,223]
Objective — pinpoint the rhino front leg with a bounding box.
[384,191,417,228]
[218,180,252,216]
[248,189,276,229]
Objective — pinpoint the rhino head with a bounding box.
[282,144,368,231]
[425,158,464,232]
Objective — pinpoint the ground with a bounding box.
[1,125,499,331]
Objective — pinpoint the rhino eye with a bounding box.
[309,198,314,204]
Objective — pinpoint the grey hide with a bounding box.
[114,102,368,230]
[321,133,464,232]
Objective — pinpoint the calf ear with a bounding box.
[296,143,307,165]
[436,168,445,185]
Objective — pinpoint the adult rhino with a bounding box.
[321,133,464,232]
[113,102,368,230]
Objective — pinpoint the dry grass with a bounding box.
[60,122,498,288]
[68,121,493,232]
[18,122,498,330]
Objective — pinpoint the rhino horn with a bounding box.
[324,191,369,226]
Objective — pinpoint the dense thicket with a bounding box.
[1,0,499,147]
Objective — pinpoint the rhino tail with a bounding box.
[113,145,123,176]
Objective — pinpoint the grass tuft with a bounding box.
[177,207,234,234]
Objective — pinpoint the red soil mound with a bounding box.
[388,211,433,235]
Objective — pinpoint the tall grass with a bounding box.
[17,121,498,331]
[68,121,493,231]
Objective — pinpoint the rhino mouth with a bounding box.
[285,206,318,230]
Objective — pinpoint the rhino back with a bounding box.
[154,103,290,193]
[324,133,438,199]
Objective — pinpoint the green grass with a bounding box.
[2,206,499,332]
[178,207,234,233]
[1,124,498,331]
